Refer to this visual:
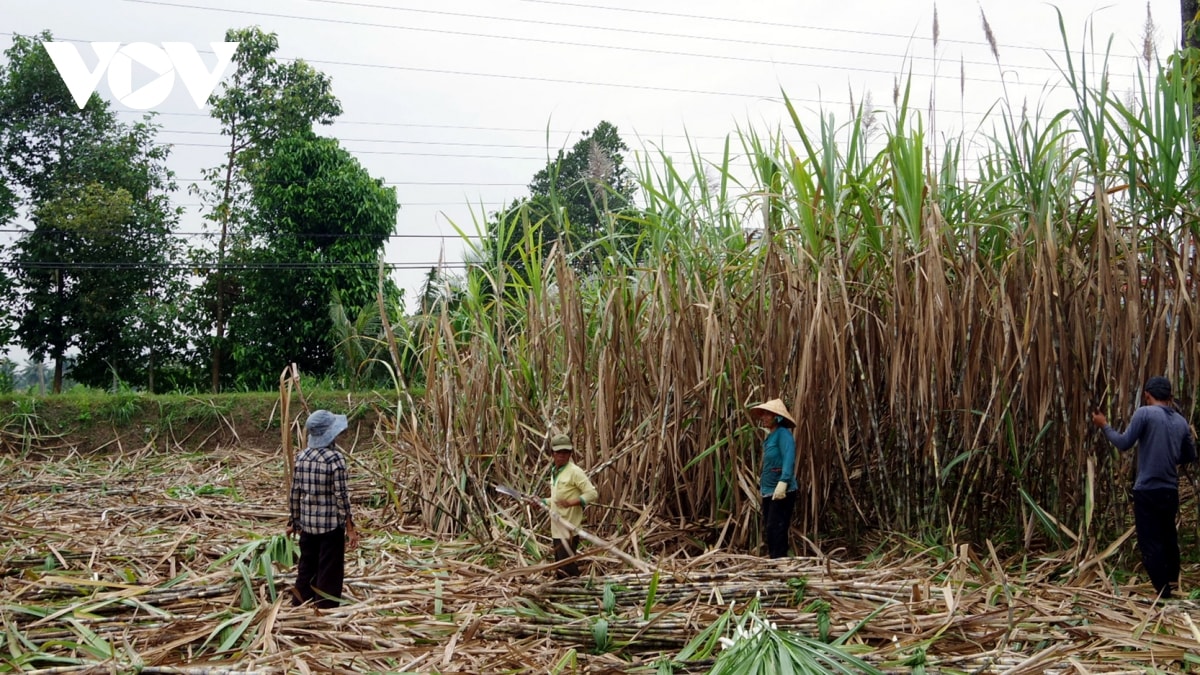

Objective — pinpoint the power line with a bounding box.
[174,201,504,207]
[136,112,871,150]
[122,0,1084,87]
[331,120,730,140]
[168,141,551,160]
[178,178,529,186]
[158,129,565,150]
[62,32,784,102]
[0,228,485,239]
[3,260,474,271]
[118,109,737,141]
[158,128,725,151]
[467,0,1148,57]
[164,139,713,157]
[174,200,557,210]
[0,11,1153,210]
[292,0,1140,70]
[165,140,717,160]
[109,0,1146,108]
[8,30,1107,122]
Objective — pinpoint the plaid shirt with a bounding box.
[289,445,351,535]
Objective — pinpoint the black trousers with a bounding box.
[763,492,797,559]
[1132,489,1180,597]
[553,536,581,578]
[295,526,345,608]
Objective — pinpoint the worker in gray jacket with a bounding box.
[1093,376,1197,599]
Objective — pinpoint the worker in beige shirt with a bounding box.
[546,433,598,577]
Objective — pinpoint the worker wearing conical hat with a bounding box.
[749,399,798,558]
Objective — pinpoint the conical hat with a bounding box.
[749,398,796,428]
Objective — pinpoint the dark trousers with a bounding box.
[763,492,797,558]
[1132,489,1180,597]
[553,536,581,578]
[295,527,345,608]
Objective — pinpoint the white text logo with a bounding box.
[42,42,239,110]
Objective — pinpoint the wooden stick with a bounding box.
[496,485,653,574]
[280,364,294,494]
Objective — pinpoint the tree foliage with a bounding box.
[0,32,184,392]
[0,175,15,226]
[485,121,639,277]
[193,26,342,391]
[227,131,398,389]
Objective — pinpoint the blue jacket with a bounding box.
[1102,404,1197,491]
[760,426,799,495]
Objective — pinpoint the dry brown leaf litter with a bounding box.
[2,443,1199,674]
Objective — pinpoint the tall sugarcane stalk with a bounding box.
[392,32,1200,556]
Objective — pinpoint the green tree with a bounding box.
[193,26,342,392]
[227,131,398,389]
[0,176,15,225]
[0,357,16,393]
[0,174,15,342]
[0,33,115,204]
[1185,0,1199,52]
[16,360,51,394]
[1176,0,1200,150]
[485,121,639,277]
[0,32,184,392]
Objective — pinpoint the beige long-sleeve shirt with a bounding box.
[548,461,598,540]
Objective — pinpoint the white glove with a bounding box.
[772,481,787,500]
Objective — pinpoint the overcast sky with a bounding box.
[0,0,1182,301]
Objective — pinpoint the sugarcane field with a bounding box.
[7,3,1200,673]
[2,374,1200,675]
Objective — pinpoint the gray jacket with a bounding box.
[1102,404,1197,491]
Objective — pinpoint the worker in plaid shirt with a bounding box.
[287,409,359,608]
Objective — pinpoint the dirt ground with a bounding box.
[3,438,1200,674]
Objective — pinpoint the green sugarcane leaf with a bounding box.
[643,569,660,621]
